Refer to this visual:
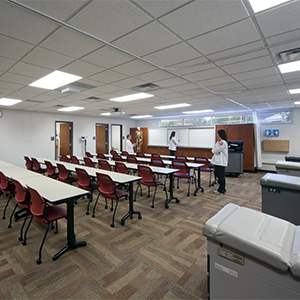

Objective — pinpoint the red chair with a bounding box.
[31,157,47,174]
[44,160,57,179]
[175,155,188,162]
[121,151,129,157]
[61,154,69,162]
[24,186,67,264]
[10,178,31,242]
[75,168,98,215]
[112,154,123,162]
[70,155,80,165]
[194,157,213,186]
[24,156,32,170]
[57,163,77,184]
[97,153,107,160]
[110,150,118,155]
[135,165,168,208]
[92,173,128,227]
[172,161,196,196]
[151,153,161,159]
[137,152,146,158]
[84,157,94,167]
[127,156,139,164]
[86,152,93,158]
[0,171,15,220]
[151,158,167,186]
[115,162,129,174]
[98,160,111,171]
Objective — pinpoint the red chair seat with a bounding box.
[140,179,164,186]
[33,205,67,224]
[101,188,128,200]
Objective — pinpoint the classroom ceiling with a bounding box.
[1,0,300,119]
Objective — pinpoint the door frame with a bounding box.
[55,121,73,160]
[95,123,109,154]
[111,124,123,152]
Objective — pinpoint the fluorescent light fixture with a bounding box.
[57,106,84,112]
[279,61,300,73]
[294,101,300,105]
[131,115,153,119]
[154,103,191,110]
[0,98,22,106]
[249,0,290,13]
[289,89,300,94]
[100,112,111,116]
[29,70,82,90]
[110,93,154,102]
[182,109,214,114]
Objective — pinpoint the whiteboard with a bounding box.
[167,129,188,147]
[188,127,215,148]
[148,128,168,146]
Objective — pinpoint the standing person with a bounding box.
[168,131,180,157]
[211,129,228,195]
[126,134,136,153]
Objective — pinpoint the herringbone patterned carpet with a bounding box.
[0,170,264,300]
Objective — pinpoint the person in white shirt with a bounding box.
[126,134,136,153]
[168,131,180,157]
[211,129,228,195]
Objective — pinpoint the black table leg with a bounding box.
[165,173,180,208]
[121,181,141,226]
[193,167,204,196]
[53,196,87,261]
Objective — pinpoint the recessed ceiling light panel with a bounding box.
[110,93,154,102]
[154,103,191,110]
[249,0,290,13]
[0,98,22,106]
[131,115,153,119]
[29,70,82,90]
[279,61,300,74]
[289,88,300,94]
[57,106,84,112]
[182,109,214,114]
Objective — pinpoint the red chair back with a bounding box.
[12,178,29,206]
[98,160,111,171]
[44,160,56,178]
[151,158,165,168]
[76,168,91,188]
[121,151,129,156]
[127,156,138,164]
[71,155,79,165]
[24,156,32,170]
[151,153,161,159]
[97,173,116,196]
[194,157,211,170]
[0,171,10,190]
[175,155,188,162]
[110,150,118,155]
[57,163,69,181]
[97,153,106,159]
[31,157,41,172]
[137,152,146,157]
[27,186,45,219]
[61,154,69,162]
[115,162,128,174]
[138,165,154,183]
[172,160,189,175]
[84,157,94,167]
[86,152,93,158]
[113,154,123,162]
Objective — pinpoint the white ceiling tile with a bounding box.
[61,60,104,78]
[265,100,294,109]
[159,0,248,40]
[240,75,283,89]
[136,70,174,82]
[68,0,152,42]
[0,56,17,72]
[233,67,278,81]
[8,62,52,79]
[185,68,227,82]
[256,1,300,38]
[1,72,34,85]
[89,70,128,84]
[113,22,181,56]
[112,77,146,89]
[111,59,156,77]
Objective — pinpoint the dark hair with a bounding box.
[127,134,131,139]
[169,131,176,140]
[217,129,228,142]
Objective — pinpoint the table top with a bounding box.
[0,161,18,169]
[1,165,40,179]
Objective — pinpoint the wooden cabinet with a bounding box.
[216,124,255,171]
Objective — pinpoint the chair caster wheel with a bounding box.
[138,214,142,219]
[111,223,115,228]
[151,205,154,208]
[187,194,190,197]
[2,216,5,220]
[51,225,55,230]
[110,208,113,211]
[121,220,125,226]
[54,230,58,234]
[193,193,197,196]
[105,205,108,209]
[8,224,11,228]
[86,211,89,215]
[18,236,23,241]
[134,199,136,202]
[176,199,180,203]
[201,188,204,193]
[22,241,26,246]
[92,214,95,218]
[36,258,42,265]
[165,204,169,209]
[130,215,133,219]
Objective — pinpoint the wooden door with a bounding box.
[96,124,108,154]
[60,123,71,157]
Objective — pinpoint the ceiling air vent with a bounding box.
[275,47,300,63]
[132,83,160,92]
[84,96,102,102]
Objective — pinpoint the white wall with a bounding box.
[259,108,300,171]
[0,109,135,167]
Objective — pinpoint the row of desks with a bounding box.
[0,161,89,261]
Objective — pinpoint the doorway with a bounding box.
[111,124,123,152]
[55,121,73,160]
[96,123,108,154]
